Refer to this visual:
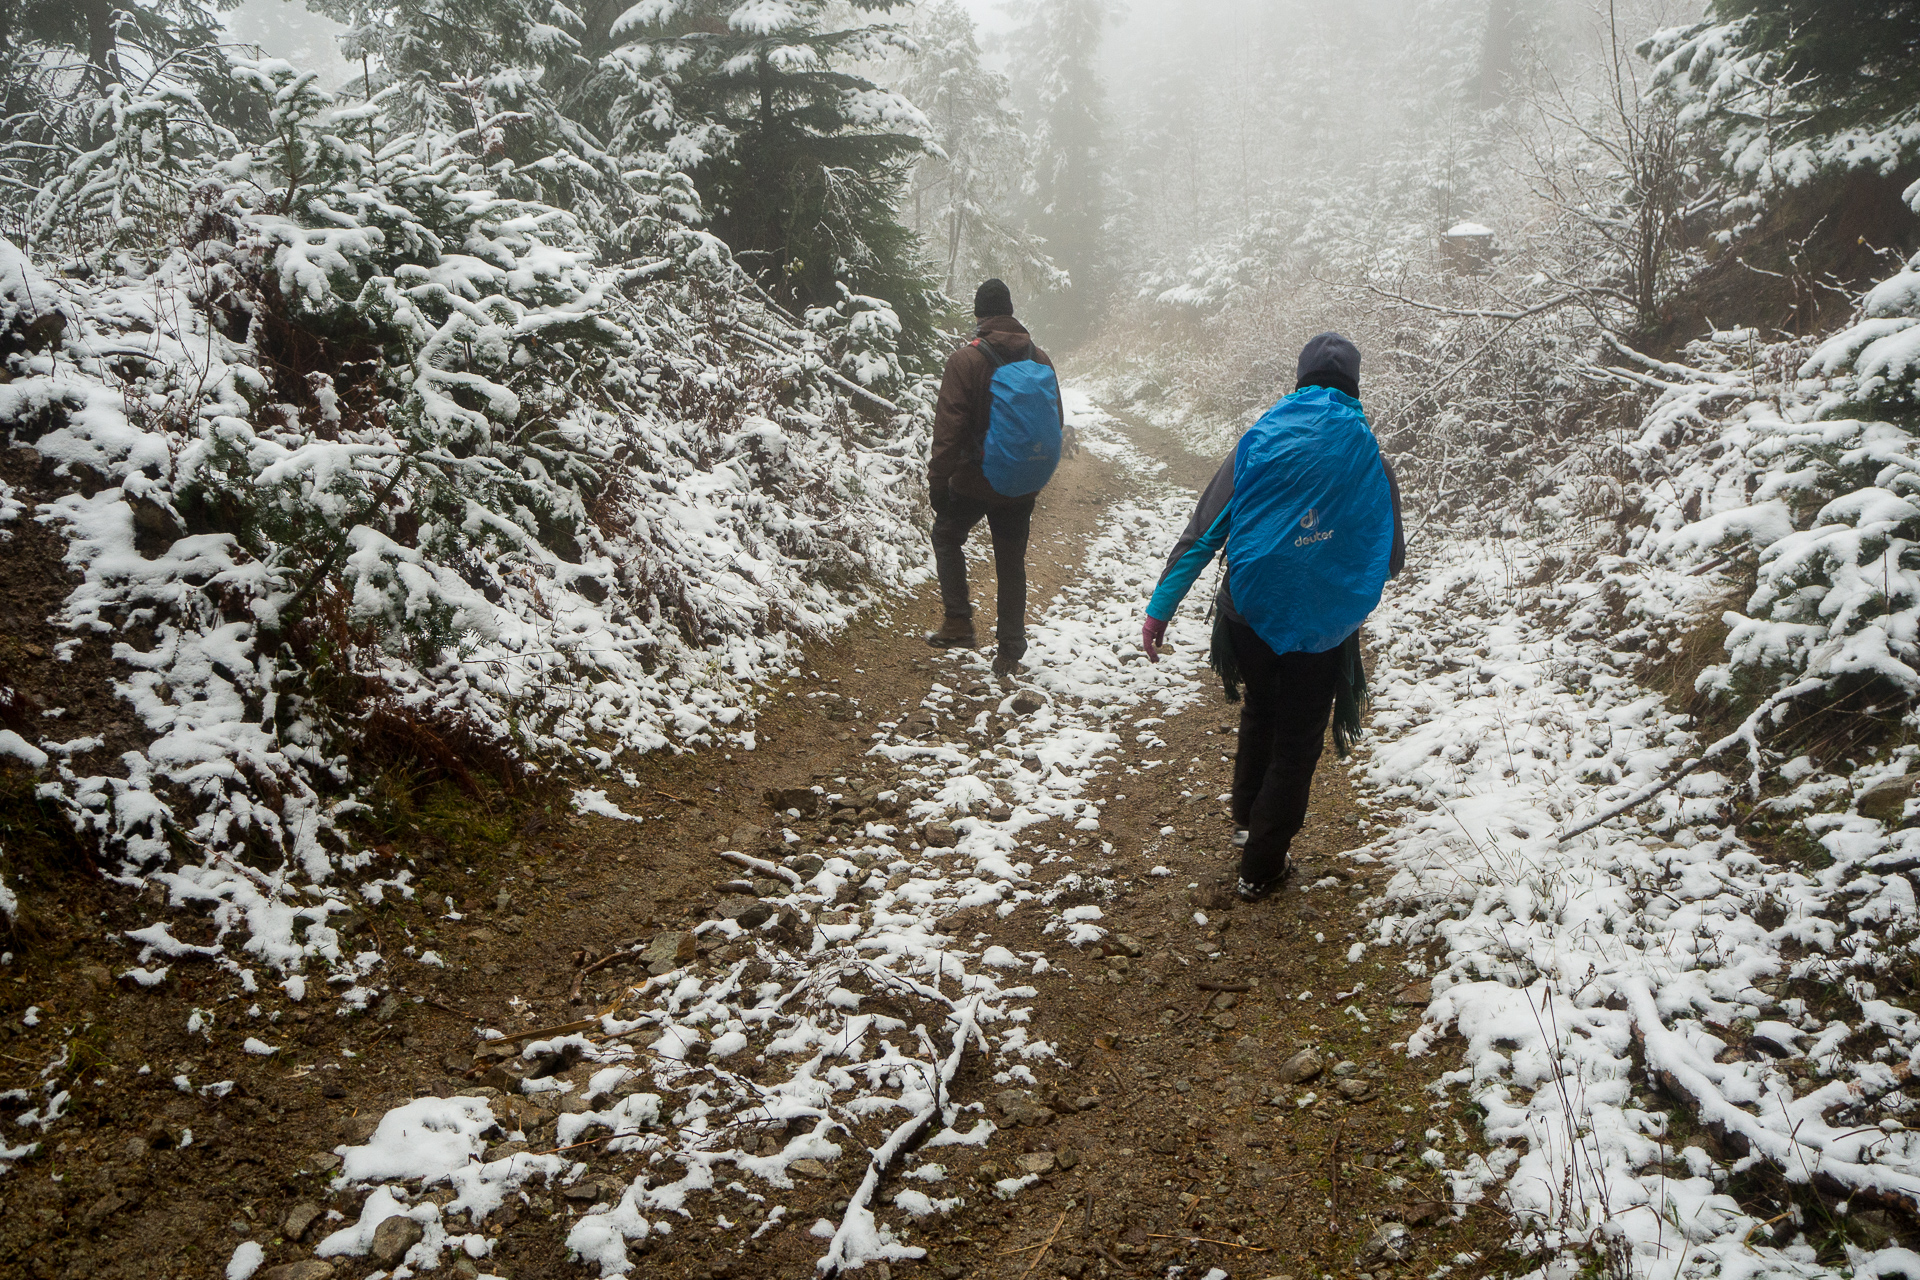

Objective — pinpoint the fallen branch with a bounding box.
[1556,677,1824,842]
[1194,981,1251,993]
[719,849,804,887]
[814,994,985,1277]
[1624,974,1920,1217]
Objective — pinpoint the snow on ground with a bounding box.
[1360,533,1920,1277]
[309,395,1216,1274]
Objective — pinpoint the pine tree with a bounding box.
[1013,0,1114,342]
[590,0,941,357]
[898,0,1062,306]
[1709,0,1920,141]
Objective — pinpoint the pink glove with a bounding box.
[1141,616,1168,663]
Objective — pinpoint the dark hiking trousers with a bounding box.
[932,493,1035,647]
[1227,619,1342,888]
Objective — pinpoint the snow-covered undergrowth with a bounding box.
[305,401,1214,1276]
[1356,218,1920,1276]
[0,64,929,1002]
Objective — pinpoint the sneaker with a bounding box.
[1236,855,1297,905]
[926,616,976,649]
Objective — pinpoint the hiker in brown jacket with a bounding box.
[927,279,1062,678]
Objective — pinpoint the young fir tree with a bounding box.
[590,0,941,358]
[1646,0,1920,181]
[1012,0,1114,342]
[898,0,1061,307]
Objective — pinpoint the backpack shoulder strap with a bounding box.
[974,337,1008,369]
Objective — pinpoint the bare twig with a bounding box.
[1145,1234,1270,1252]
[1018,1210,1071,1278]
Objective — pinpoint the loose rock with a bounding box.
[262,1264,336,1280]
[923,821,958,849]
[1010,691,1045,715]
[1362,1222,1415,1263]
[994,1089,1056,1126]
[282,1200,324,1242]
[789,1158,834,1180]
[370,1215,425,1266]
[1276,1048,1324,1085]
[1016,1151,1056,1175]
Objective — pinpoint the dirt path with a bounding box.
[0,411,1498,1280]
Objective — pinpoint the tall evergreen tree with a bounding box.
[590,0,941,355]
[1013,0,1114,342]
[898,0,1061,305]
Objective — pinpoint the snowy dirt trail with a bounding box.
[154,395,1502,1280]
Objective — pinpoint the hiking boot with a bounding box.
[991,636,1027,678]
[926,616,976,649]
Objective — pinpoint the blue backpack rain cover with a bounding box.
[1227,386,1394,655]
[977,341,1063,498]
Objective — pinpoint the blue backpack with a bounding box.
[1227,386,1394,655]
[976,340,1063,498]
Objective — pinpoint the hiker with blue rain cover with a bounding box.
[926,279,1065,678]
[1141,334,1405,902]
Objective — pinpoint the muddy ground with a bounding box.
[0,415,1511,1280]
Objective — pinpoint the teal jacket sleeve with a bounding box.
[1146,453,1235,622]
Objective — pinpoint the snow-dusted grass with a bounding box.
[1361,530,1920,1277]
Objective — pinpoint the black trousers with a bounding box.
[932,493,1035,646]
[1228,619,1341,886]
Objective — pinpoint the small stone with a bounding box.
[1336,1078,1375,1102]
[370,1214,425,1266]
[641,931,696,967]
[1211,1012,1239,1030]
[1331,1059,1359,1077]
[923,821,958,849]
[1010,691,1044,715]
[994,1089,1056,1126]
[374,993,405,1023]
[1112,933,1145,958]
[1055,1147,1079,1170]
[282,1200,324,1242]
[986,804,1014,822]
[320,1081,347,1100]
[495,889,512,913]
[1059,1260,1088,1280]
[1362,1221,1415,1263]
[1389,980,1431,1005]
[79,965,113,993]
[1072,1095,1101,1112]
[441,1052,473,1075]
[765,787,822,816]
[1016,1151,1056,1175]
[1276,1048,1323,1085]
[262,1264,336,1280]
[1857,775,1919,823]
[789,1158,834,1180]
[561,1181,603,1202]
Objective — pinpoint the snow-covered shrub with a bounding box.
[0,52,933,985]
[1634,185,1920,716]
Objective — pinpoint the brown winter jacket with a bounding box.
[929,315,1060,505]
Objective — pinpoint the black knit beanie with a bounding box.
[974,278,1014,319]
[1296,332,1361,398]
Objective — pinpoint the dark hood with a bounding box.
[977,314,1034,360]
